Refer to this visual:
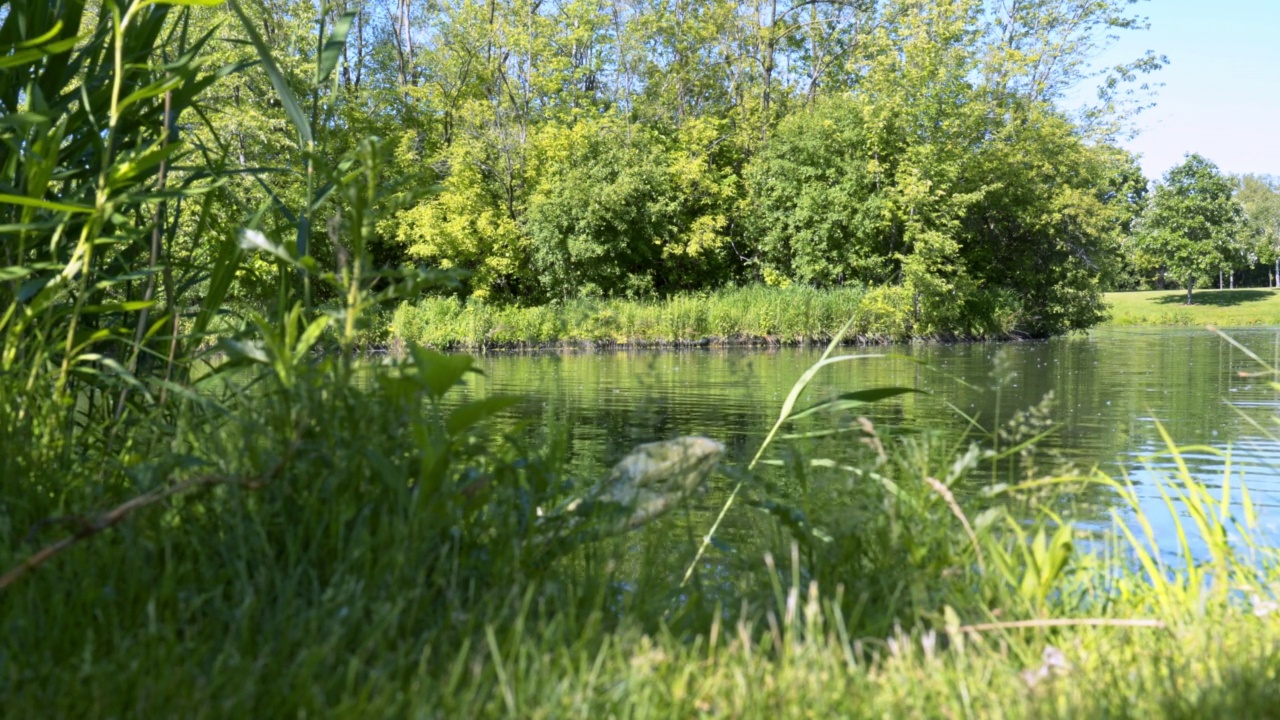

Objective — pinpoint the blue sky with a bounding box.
[1074,0,1280,181]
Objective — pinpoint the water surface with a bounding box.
[462,327,1280,553]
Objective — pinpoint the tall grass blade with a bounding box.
[317,10,356,84]
[685,316,878,586]
[227,0,312,148]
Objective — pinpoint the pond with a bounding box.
[460,327,1280,558]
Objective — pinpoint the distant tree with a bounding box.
[1235,174,1280,286]
[1132,155,1247,305]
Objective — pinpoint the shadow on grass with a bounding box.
[1159,663,1280,719]
[1151,289,1276,306]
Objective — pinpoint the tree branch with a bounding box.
[0,440,300,592]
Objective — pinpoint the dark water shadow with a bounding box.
[1151,289,1276,306]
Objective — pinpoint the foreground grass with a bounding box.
[7,582,1280,717]
[390,284,1021,350]
[1104,288,1280,327]
[6,345,1280,717]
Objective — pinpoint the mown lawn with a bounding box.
[1104,288,1280,327]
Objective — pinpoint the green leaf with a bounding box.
[293,315,331,358]
[142,0,226,6]
[317,11,357,84]
[227,0,313,147]
[788,387,924,421]
[12,21,65,50]
[238,228,297,266]
[407,347,474,400]
[749,352,885,467]
[0,267,33,282]
[191,205,241,338]
[0,193,92,214]
[0,36,78,69]
[79,300,157,313]
[446,396,520,435]
[108,140,185,187]
[217,338,270,364]
[0,112,51,130]
[74,355,154,403]
[116,73,186,116]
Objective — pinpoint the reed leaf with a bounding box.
[317,10,357,84]
[226,0,312,148]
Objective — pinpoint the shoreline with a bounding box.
[351,287,1280,355]
[371,329,1045,356]
[385,285,1042,352]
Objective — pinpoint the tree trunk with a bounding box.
[1186,282,1194,305]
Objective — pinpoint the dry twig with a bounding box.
[923,476,986,575]
[957,618,1166,633]
[0,441,298,592]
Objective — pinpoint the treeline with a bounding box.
[187,0,1163,336]
[1234,174,1280,285]
[1114,155,1280,301]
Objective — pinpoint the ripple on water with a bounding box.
[458,329,1280,558]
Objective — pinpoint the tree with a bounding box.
[524,116,740,300]
[524,119,670,300]
[1235,175,1280,286]
[171,0,1162,330]
[1098,147,1151,290]
[742,0,1132,336]
[1132,155,1247,305]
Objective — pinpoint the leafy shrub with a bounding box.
[854,286,913,341]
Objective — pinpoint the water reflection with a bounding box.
[461,328,1280,556]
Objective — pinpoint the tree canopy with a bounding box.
[1132,155,1248,304]
[157,0,1168,334]
[1235,175,1280,283]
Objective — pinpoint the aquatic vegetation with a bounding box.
[390,284,1028,349]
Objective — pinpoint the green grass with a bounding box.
[6,329,1280,717]
[1104,288,1280,327]
[394,286,1280,348]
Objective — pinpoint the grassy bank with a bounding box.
[390,285,1022,350]
[6,322,1280,716]
[1104,288,1280,327]
[390,286,1280,349]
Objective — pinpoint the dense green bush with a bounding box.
[744,98,896,288]
[742,90,1132,337]
[527,118,742,300]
